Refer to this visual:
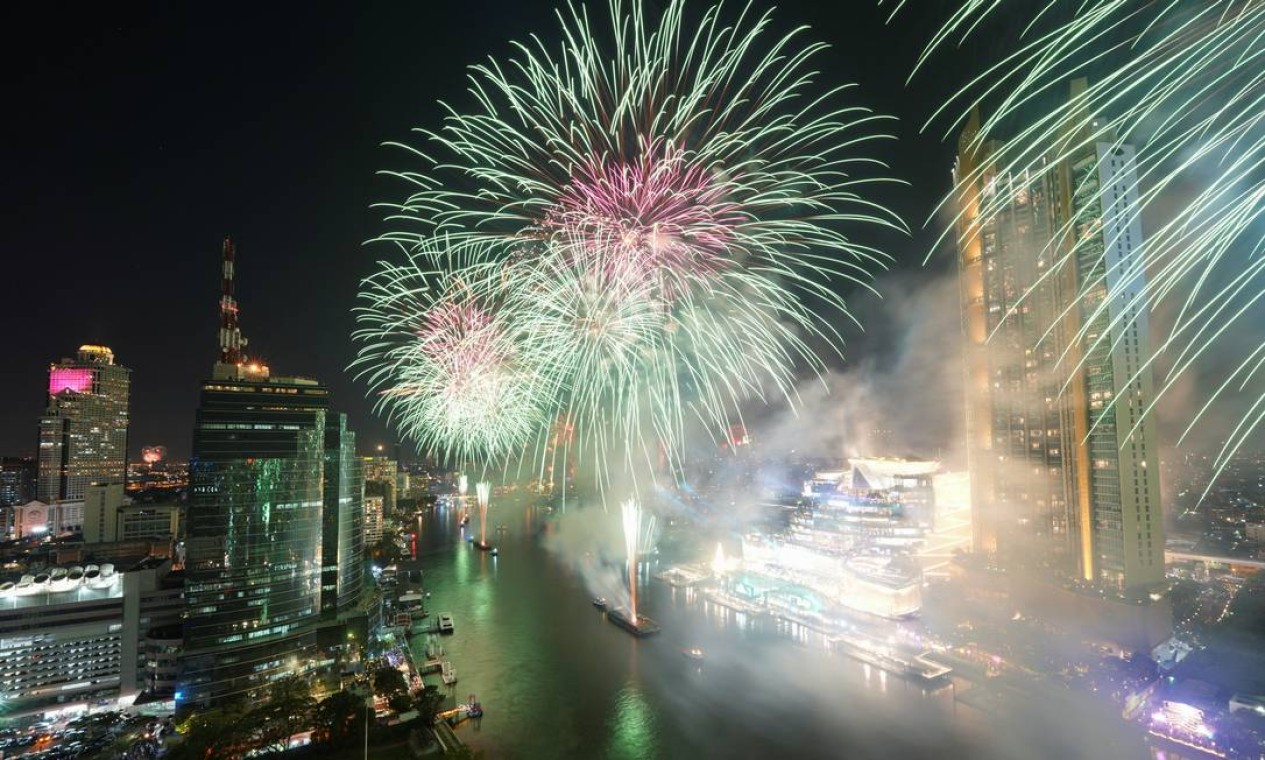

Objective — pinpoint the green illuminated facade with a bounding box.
[323,414,364,620]
[182,376,332,707]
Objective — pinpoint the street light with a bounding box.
[364,694,374,760]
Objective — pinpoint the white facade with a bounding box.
[0,558,181,718]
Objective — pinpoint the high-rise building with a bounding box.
[363,495,384,546]
[180,237,364,708]
[323,416,364,620]
[182,372,329,707]
[38,345,130,502]
[1,457,37,507]
[955,81,1164,593]
[362,456,397,516]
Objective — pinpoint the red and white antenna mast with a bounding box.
[218,236,247,365]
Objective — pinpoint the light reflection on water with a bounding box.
[408,500,1148,759]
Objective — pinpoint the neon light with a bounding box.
[49,368,93,395]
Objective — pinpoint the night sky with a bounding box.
[1,1,969,461]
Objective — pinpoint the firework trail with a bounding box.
[620,499,655,619]
[889,0,1265,489]
[458,474,468,498]
[363,0,905,479]
[476,481,491,546]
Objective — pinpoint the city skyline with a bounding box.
[0,2,1261,758]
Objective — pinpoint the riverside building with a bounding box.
[179,237,365,708]
[955,80,1164,593]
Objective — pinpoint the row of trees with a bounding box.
[165,677,330,760]
[166,669,447,760]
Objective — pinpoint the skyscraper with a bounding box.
[323,415,364,620]
[38,345,130,502]
[182,371,329,707]
[956,81,1164,593]
[180,238,364,707]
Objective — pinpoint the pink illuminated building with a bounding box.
[37,345,131,502]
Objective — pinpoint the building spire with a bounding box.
[218,236,246,365]
[213,237,267,380]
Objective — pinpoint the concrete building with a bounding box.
[0,558,183,719]
[955,80,1164,593]
[82,484,179,544]
[38,346,130,503]
[364,495,384,545]
[362,456,398,516]
[12,499,84,538]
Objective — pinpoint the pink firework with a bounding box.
[417,301,493,366]
[543,138,741,295]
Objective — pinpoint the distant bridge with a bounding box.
[1165,551,1265,570]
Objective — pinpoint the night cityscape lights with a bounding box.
[3,1,1265,759]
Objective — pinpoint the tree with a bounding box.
[313,690,366,748]
[254,675,316,752]
[165,706,248,760]
[388,693,415,714]
[414,684,445,725]
[372,665,408,698]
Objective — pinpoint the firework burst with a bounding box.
[353,251,546,465]
[363,0,904,475]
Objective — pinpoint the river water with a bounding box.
[406,499,1149,759]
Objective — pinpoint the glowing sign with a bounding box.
[49,368,93,395]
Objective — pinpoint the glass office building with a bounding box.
[181,375,329,707]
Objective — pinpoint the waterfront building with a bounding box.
[181,368,329,707]
[324,415,364,620]
[38,345,130,503]
[362,456,398,515]
[955,80,1164,593]
[0,557,183,719]
[179,237,365,708]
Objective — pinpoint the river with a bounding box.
[406,498,1149,759]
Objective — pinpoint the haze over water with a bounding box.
[408,498,1148,759]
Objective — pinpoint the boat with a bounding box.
[490,547,499,557]
[592,597,608,610]
[438,696,483,726]
[607,608,661,637]
[438,613,455,634]
[441,661,457,685]
[682,647,705,661]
